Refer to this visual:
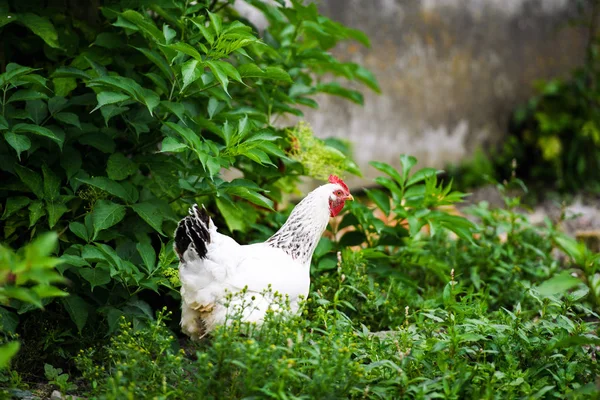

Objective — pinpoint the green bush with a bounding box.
[0,0,375,356]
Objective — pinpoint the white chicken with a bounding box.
[174,175,353,340]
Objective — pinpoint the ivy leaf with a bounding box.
[80,265,111,291]
[18,13,60,48]
[91,200,127,239]
[4,132,31,160]
[107,153,137,181]
[13,123,64,149]
[53,112,81,129]
[61,295,89,334]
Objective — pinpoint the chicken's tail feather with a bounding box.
[174,204,212,260]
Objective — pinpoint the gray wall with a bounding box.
[306,0,588,185]
[236,0,589,186]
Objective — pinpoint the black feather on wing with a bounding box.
[174,204,211,260]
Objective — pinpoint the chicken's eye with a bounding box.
[335,190,343,196]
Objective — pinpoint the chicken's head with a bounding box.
[328,175,353,217]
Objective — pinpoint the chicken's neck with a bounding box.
[266,187,331,266]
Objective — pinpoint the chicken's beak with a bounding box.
[346,194,354,201]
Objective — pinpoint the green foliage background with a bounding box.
[1,0,600,399]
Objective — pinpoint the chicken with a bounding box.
[174,175,353,340]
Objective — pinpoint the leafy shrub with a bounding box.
[0,0,375,352]
[0,233,66,371]
[76,277,600,399]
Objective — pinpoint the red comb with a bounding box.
[328,175,349,192]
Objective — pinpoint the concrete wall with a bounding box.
[237,0,589,186]
[307,0,588,185]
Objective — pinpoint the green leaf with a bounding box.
[238,64,292,83]
[18,13,60,48]
[167,42,204,61]
[160,137,187,153]
[53,112,81,129]
[91,200,127,238]
[28,200,45,227]
[48,97,68,114]
[134,47,174,80]
[92,92,131,113]
[317,82,363,105]
[206,60,230,96]
[13,123,64,148]
[130,201,166,235]
[136,242,156,273]
[7,89,48,103]
[216,197,245,232]
[364,188,390,216]
[46,201,68,229]
[163,24,176,44]
[0,342,20,370]
[51,67,91,81]
[69,222,89,242]
[107,153,137,181]
[207,10,222,34]
[160,101,186,122]
[2,196,30,220]
[88,76,159,116]
[77,176,136,203]
[180,59,202,92]
[370,161,403,187]
[536,272,581,297]
[42,164,61,201]
[0,115,8,130]
[4,132,31,160]
[399,155,417,183]
[0,64,36,87]
[61,295,89,334]
[119,10,163,43]
[80,265,111,291]
[13,164,44,198]
[52,77,77,97]
[26,99,48,125]
[93,32,123,49]
[407,168,440,186]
